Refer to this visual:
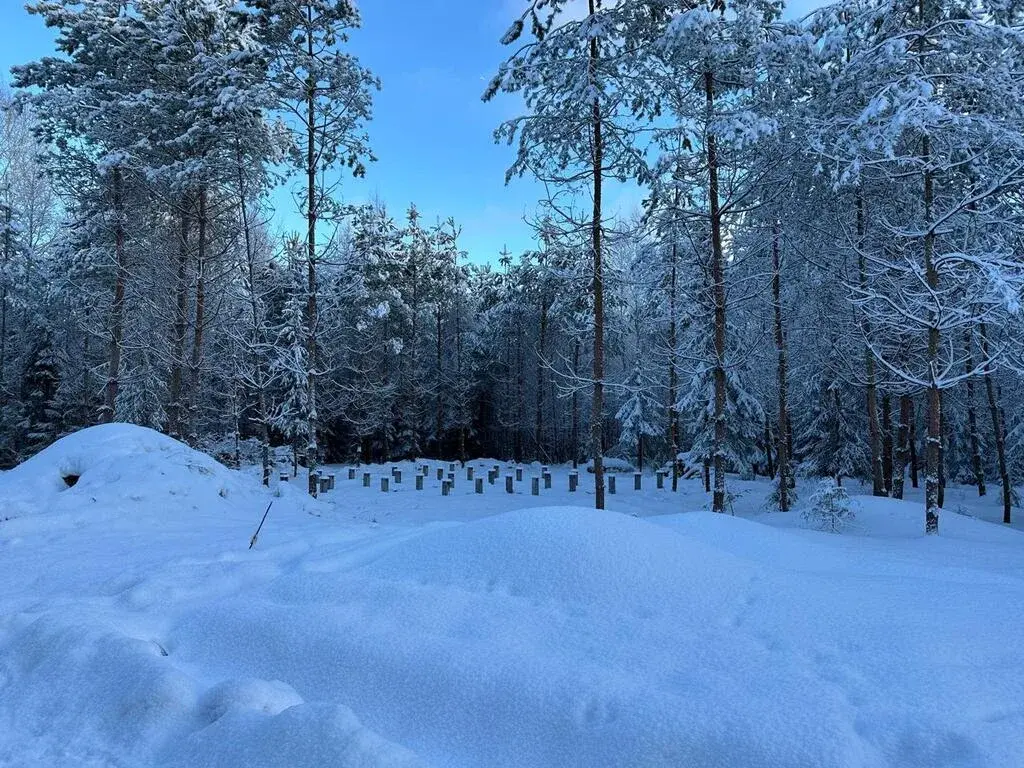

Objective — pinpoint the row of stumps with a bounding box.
[329,462,679,496]
[278,472,336,495]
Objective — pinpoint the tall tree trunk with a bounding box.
[923,133,939,534]
[237,146,272,486]
[980,323,1011,524]
[882,394,894,493]
[893,394,912,500]
[857,189,886,496]
[188,186,208,444]
[705,69,727,514]
[589,0,605,509]
[763,419,775,479]
[167,191,191,439]
[571,338,580,466]
[909,400,919,488]
[436,305,444,453]
[102,166,127,423]
[536,273,548,461]
[964,330,986,496]
[667,243,679,491]
[305,13,319,496]
[1,203,11,397]
[772,222,790,511]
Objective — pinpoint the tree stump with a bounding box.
[543,471,552,490]
[505,476,514,494]
[531,477,540,496]
[362,472,371,487]
[380,477,389,493]
[415,475,424,491]
[475,478,484,494]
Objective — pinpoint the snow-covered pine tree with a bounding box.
[270,258,315,490]
[252,0,378,493]
[615,359,663,471]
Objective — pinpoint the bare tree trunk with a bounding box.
[772,222,790,511]
[187,187,208,444]
[589,0,605,510]
[0,204,8,397]
[980,323,1011,524]
[909,400,919,488]
[964,330,986,496]
[102,166,127,423]
[237,147,272,486]
[667,243,679,492]
[536,272,548,461]
[882,394,894,494]
[436,305,444,453]
[856,190,885,496]
[305,16,319,496]
[893,394,912,500]
[923,134,939,534]
[705,69,727,514]
[571,339,580,465]
[167,191,191,439]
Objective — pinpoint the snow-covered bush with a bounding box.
[801,478,854,533]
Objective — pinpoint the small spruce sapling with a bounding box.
[802,478,855,533]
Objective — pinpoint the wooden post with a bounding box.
[515,467,523,482]
[394,470,402,484]
[442,480,450,496]
[656,471,664,490]
[475,478,484,494]
[569,472,578,492]
[436,467,444,481]
[608,475,616,495]
[380,477,389,493]
[532,477,540,496]
[415,474,424,491]
[467,466,474,481]
[634,472,641,491]
[362,472,370,487]
[320,477,330,494]
[347,468,355,480]
[488,469,496,485]
[449,462,456,472]
[308,472,319,497]
[505,476,514,494]
[448,472,455,486]
[328,474,335,490]
[543,471,552,489]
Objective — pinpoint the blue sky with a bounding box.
[1,0,824,263]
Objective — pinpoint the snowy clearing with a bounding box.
[1,425,1023,767]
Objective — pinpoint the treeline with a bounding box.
[2,0,1024,533]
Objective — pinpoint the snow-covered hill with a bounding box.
[1,426,1022,767]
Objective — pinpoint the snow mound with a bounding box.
[0,424,246,518]
[360,506,755,611]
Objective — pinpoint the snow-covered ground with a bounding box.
[1,425,1022,767]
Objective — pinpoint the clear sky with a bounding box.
[0,0,824,264]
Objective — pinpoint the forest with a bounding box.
[2,0,1024,536]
